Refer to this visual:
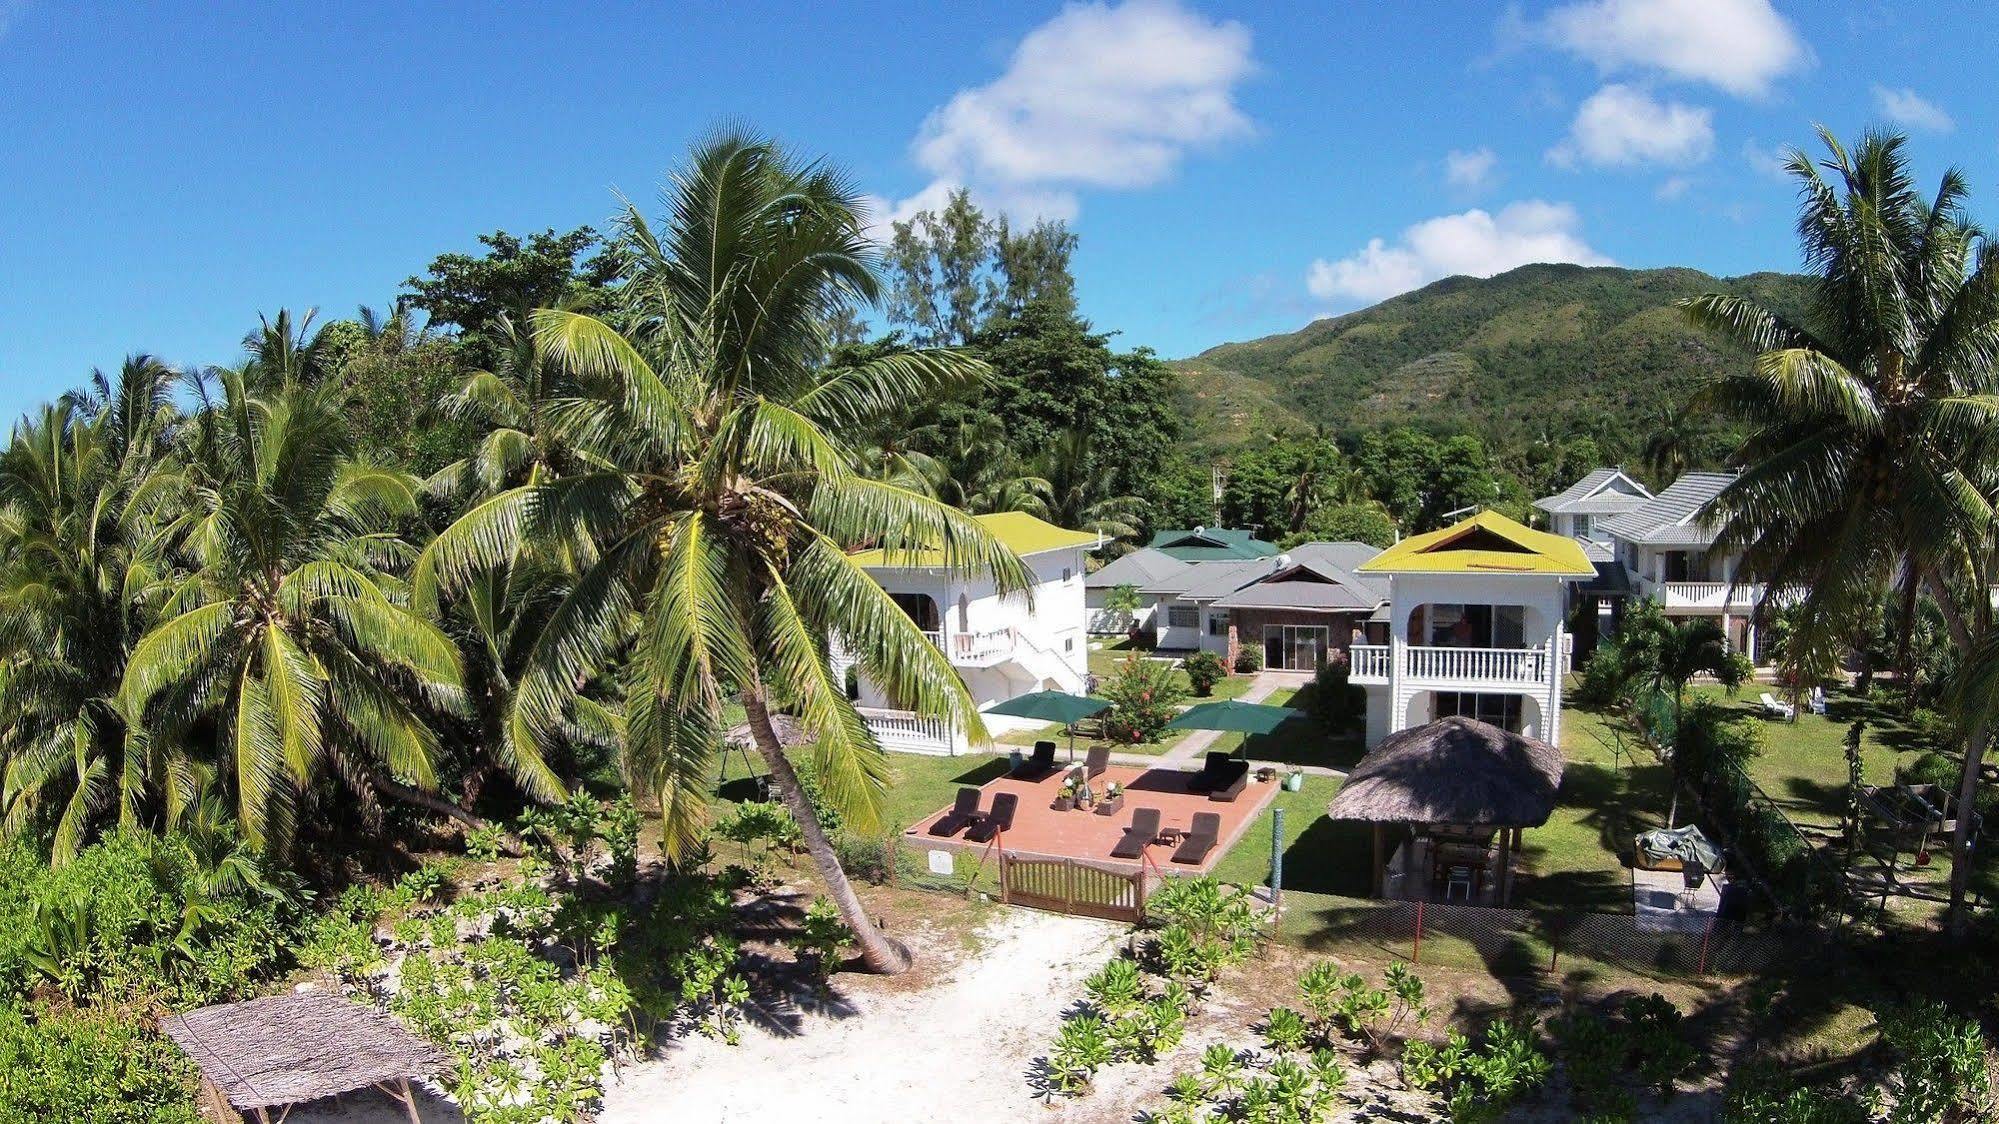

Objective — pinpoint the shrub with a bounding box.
[0,1006,199,1124]
[831,830,896,885]
[1083,957,1144,1016]
[1100,653,1186,744]
[1896,749,1958,791]
[1047,1014,1112,1095]
[792,897,853,986]
[1303,651,1365,728]
[1183,650,1227,697]
[1877,1001,1993,1123]
[1234,646,1263,674]
[1265,1005,1310,1052]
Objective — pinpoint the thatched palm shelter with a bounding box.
[162,991,446,1123]
[1328,716,1563,905]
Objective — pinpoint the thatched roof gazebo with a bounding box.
[162,990,446,1123]
[1329,717,1564,904]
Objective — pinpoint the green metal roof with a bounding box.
[1145,527,1279,562]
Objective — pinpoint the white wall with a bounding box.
[1154,597,1204,650]
[1386,573,1569,647]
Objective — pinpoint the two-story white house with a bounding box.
[1346,511,1596,749]
[1532,468,1653,555]
[1596,471,1766,660]
[842,512,1098,755]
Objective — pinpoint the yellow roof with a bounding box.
[1357,510,1595,576]
[848,511,1101,568]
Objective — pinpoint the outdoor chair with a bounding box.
[1444,865,1474,901]
[1084,744,1110,779]
[1012,740,1058,780]
[965,793,1017,844]
[927,787,985,837]
[1189,751,1248,801]
[1171,812,1222,865]
[1758,692,1796,720]
[1111,807,1162,859]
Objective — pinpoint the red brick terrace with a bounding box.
[906,762,1279,875]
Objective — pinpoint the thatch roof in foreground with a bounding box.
[162,990,445,1110]
[1328,717,1563,827]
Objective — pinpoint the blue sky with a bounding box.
[1,1,1993,416]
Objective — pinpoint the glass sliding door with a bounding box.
[1262,625,1329,670]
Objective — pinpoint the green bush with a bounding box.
[1234,646,1263,674]
[1896,750,1958,791]
[0,1007,199,1124]
[1304,654,1366,729]
[1183,650,1227,697]
[0,832,297,1008]
[1100,653,1186,744]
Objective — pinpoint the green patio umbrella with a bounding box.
[1165,699,1301,757]
[984,689,1110,762]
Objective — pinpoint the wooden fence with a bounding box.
[1000,853,1151,924]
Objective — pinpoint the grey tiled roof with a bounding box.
[1085,548,1188,589]
[1139,559,1264,598]
[1599,472,1737,547]
[1533,468,1653,515]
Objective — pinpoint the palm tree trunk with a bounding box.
[740,687,912,975]
[1921,569,1986,938]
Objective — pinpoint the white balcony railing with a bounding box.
[1655,581,1763,610]
[950,627,1016,666]
[857,706,957,755]
[1347,642,1556,688]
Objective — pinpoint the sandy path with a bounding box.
[600,907,1120,1124]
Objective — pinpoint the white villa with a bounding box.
[843,512,1099,755]
[1348,512,1596,749]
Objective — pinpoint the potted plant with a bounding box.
[1096,781,1125,816]
[1054,778,1077,811]
[1284,768,1305,792]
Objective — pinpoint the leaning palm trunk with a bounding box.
[742,688,910,974]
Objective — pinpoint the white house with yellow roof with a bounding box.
[840,511,1099,755]
[1348,511,1596,749]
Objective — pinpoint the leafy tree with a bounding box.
[1286,501,1397,548]
[420,132,1024,974]
[120,374,467,851]
[1681,129,1999,931]
[882,189,1078,345]
[403,227,619,363]
[0,359,182,859]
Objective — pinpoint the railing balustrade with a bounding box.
[1346,643,1552,686]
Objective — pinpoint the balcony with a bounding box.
[1652,580,1764,611]
[1349,642,1558,689]
[948,627,1016,667]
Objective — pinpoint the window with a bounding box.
[1166,606,1199,628]
[1064,637,1074,651]
[1207,614,1231,637]
[1062,567,1072,582]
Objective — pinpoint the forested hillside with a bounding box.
[1173,264,1813,458]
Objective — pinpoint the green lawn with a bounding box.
[1087,640,1256,700]
[1210,773,1374,899]
[1206,687,1367,770]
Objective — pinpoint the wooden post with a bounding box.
[1496,828,1515,905]
[1372,825,1385,898]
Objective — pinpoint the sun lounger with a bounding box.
[1172,812,1222,865]
[1188,751,1248,801]
[1012,740,1058,779]
[927,787,985,837]
[965,793,1017,844]
[1111,807,1162,860]
[1084,744,1110,779]
[1758,692,1795,720]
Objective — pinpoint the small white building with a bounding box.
[1083,547,1189,634]
[1347,512,1595,749]
[1532,467,1652,552]
[843,512,1097,755]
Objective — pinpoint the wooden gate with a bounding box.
[999,853,1150,923]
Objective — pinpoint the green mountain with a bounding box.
[1172,264,1812,454]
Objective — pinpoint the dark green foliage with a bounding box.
[1723,1058,1871,1124]
[1173,264,1810,462]
[402,227,618,362]
[1303,655,1365,730]
[1183,651,1227,697]
[1234,646,1263,674]
[0,1006,199,1124]
[1288,501,1397,548]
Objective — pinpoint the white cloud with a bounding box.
[911,0,1253,189]
[1742,139,1790,181]
[1306,200,1613,304]
[1445,147,1500,189]
[1535,0,1808,97]
[1655,175,1692,200]
[1873,85,1953,133]
[1547,84,1713,168]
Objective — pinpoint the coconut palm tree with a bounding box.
[1029,428,1143,545]
[119,372,464,851]
[426,313,592,502]
[1622,611,1746,828]
[1680,127,1999,930]
[241,308,338,390]
[1639,405,1702,485]
[418,132,1027,974]
[0,368,184,859]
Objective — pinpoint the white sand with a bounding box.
[600,907,1122,1124]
